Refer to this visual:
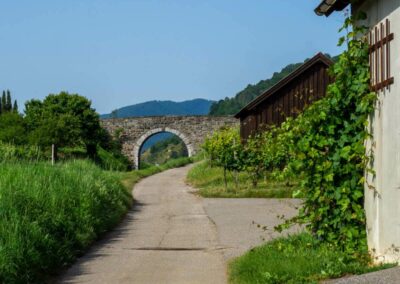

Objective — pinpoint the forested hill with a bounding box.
[209,54,337,115]
[102,98,214,118]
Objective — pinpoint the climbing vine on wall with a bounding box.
[276,12,376,255]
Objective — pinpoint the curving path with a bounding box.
[59,164,301,284]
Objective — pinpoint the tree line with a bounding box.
[0,90,18,114]
[0,90,128,169]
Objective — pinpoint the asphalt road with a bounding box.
[58,164,301,284]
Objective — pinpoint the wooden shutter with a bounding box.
[369,19,394,91]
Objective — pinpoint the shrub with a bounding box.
[202,127,243,189]
[242,133,266,187]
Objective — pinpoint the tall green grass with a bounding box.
[0,142,45,162]
[0,160,132,283]
[0,156,193,282]
[96,145,131,171]
[0,142,131,171]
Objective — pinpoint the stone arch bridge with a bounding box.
[101,115,238,169]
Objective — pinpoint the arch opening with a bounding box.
[134,128,193,169]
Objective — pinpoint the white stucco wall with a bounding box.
[358,0,400,263]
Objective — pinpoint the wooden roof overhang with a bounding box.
[234,53,333,119]
[314,0,366,16]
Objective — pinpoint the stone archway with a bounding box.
[133,127,194,169]
[101,115,238,169]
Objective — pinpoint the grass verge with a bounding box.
[0,156,193,283]
[229,233,395,284]
[187,161,298,198]
[0,160,132,283]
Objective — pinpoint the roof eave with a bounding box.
[234,108,247,119]
[314,0,351,17]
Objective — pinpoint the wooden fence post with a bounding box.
[51,144,55,165]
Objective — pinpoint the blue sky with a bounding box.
[0,0,346,114]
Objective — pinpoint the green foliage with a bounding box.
[141,135,188,166]
[201,125,299,194]
[274,13,374,254]
[242,133,266,187]
[0,90,26,146]
[0,160,132,283]
[0,142,44,162]
[0,90,129,170]
[24,92,102,157]
[203,127,243,188]
[0,90,18,115]
[13,100,18,112]
[260,122,294,174]
[229,233,393,284]
[96,145,130,171]
[204,14,373,254]
[149,135,182,154]
[1,92,5,113]
[96,127,131,170]
[6,91,12,111]
[0,112,27,145]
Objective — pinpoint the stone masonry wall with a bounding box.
[101,115,238,169]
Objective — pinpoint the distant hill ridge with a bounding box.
[101,98,214,118]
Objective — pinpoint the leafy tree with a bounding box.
[6,90,12,111]
[25,92,102,159]
[0,112,26,144]
[1,91,6,113]
[0,90,16,113]
[13,100,18,113]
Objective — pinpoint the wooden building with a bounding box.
[235,53,333,140]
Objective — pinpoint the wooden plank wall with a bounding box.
[240,62,331,139]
